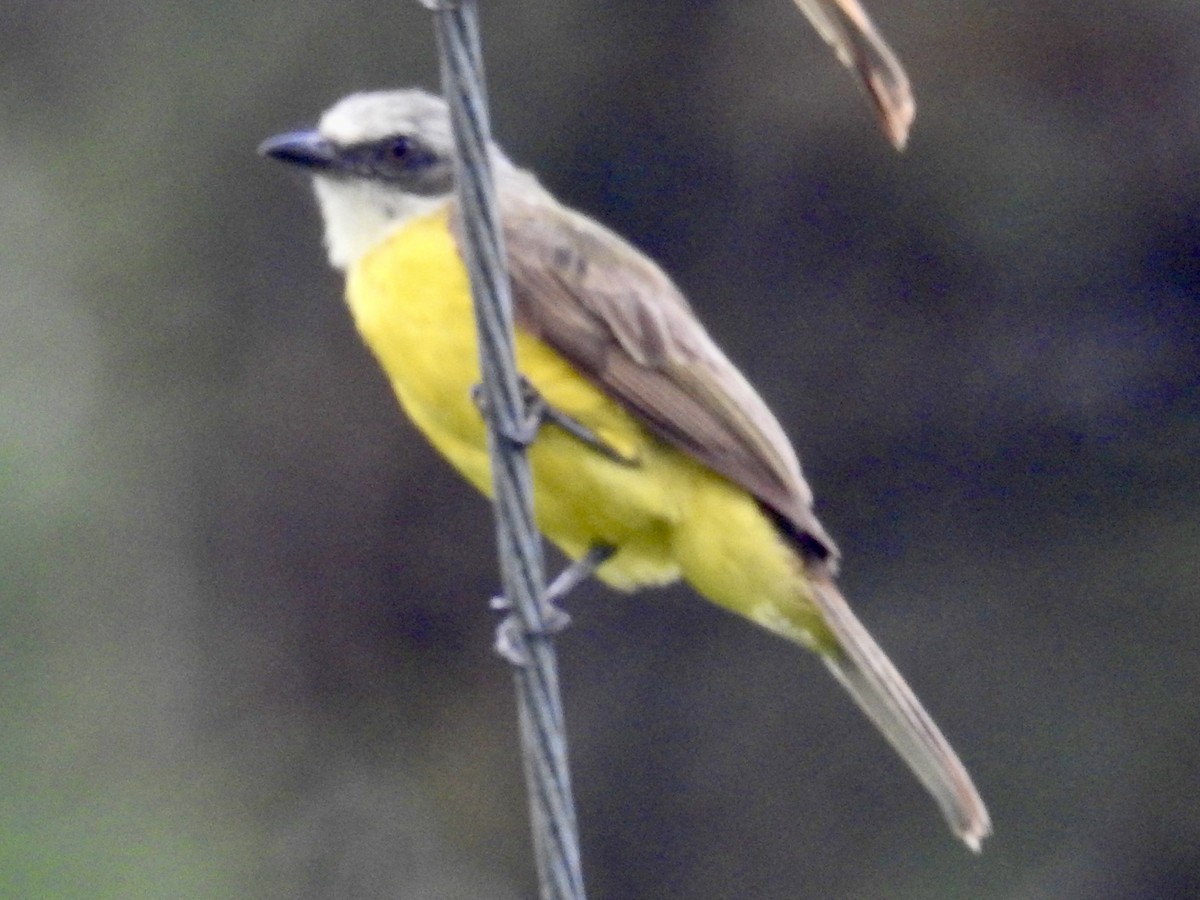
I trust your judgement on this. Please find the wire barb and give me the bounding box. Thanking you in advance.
[421,1,588,898]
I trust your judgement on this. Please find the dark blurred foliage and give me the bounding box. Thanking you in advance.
[2,1,1198,897]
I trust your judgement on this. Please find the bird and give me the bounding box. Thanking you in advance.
[259,88,990,850]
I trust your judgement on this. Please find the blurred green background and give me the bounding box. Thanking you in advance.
[3,1,1198,897]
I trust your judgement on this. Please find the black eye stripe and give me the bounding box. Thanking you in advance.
[344,135,437,177]
[379,136,414,162]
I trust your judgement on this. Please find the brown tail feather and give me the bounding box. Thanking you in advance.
[811,577,992,850]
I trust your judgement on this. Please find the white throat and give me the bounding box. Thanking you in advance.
[313,177,449,270]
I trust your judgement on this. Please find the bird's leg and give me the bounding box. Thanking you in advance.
[492,543,616,665]
[544,543,617,606]
[470,377,636,465]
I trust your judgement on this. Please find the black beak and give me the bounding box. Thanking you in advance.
[258,129,341,172]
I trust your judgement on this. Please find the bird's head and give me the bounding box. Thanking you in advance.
[260,89,504,269]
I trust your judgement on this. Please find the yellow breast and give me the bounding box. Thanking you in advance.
[343,206,829,646]
[345,207,684,589]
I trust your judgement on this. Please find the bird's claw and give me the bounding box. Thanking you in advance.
[470,378,636,465]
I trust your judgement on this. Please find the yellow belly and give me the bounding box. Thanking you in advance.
[345,208,832,648]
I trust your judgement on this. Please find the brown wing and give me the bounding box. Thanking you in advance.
[459,183,838,567]
[457,189,996,849]
[791,0,915,149]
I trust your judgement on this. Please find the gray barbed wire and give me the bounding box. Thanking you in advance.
[417,2,587,898]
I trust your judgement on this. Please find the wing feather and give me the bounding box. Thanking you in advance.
[469,185,838,566]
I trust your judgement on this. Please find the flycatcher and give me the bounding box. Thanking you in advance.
[260,89,990,850]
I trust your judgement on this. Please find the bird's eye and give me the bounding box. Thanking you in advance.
[367,135,434,174]
[346,134,439,183]
[382,136,412,161]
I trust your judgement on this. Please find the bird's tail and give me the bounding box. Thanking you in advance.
[810,577,992,851]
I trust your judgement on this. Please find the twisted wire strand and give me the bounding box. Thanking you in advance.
[420,2,587,897]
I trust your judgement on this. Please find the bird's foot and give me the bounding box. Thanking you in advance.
[470,378,636,465]
[490,544,615,665]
